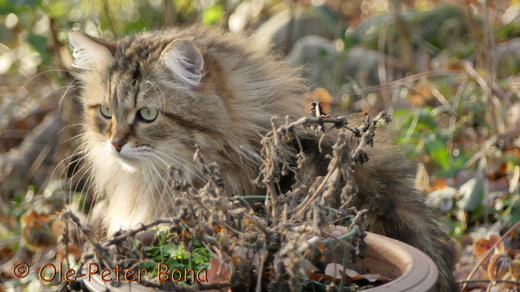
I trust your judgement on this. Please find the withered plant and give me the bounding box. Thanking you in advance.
[61,104,391,292]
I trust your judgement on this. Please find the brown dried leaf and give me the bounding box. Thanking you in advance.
[207,257,232,286]
[430,178,447,191]
[305,88,334,114]
[56,243,83,262]
[473,233,505,263]
[487,253,511,282]
[408,79,434,106]
[487,162,509,181]
[415,163,430,192]
[309,272,336,282]
[21,211,63,251]
[0,246,13,261]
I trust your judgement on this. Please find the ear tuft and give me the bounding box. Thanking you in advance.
[163,40,205,87]
[68,32,114,70]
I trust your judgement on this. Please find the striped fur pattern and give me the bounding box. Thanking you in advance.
[69,26,454,291]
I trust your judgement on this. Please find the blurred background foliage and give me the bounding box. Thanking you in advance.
[1,0,520,291]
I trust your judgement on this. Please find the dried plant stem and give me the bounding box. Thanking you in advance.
[294,169,335,218]
[351,111,389,163]
[61,211,115,269]
[282,117,360,137]
[457,279,520,286]
[105,218,176,246]
[462,221,520,290]
[241,212,270,235]
[389,0,413,71]
[255,249,267,292]
[337,69,463,97]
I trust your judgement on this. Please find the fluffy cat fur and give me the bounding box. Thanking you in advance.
[69,26,455,291]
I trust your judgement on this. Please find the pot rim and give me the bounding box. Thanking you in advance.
[358,232,438,291]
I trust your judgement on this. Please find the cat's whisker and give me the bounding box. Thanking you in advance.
[68,163,94,206]
[139,160,155,201]
[146,153,199,190]
[58,81,81,108]
[147,162,178,213]
[57,122,84,136]
[151,149,207,184]
[59,157,86,195]
[66,157,93,196]
[73,158,93,198]
[64,160,94,247]
[148,161,174,216]
[55,154,89,203]
[73,170,96,248]
[142,80,167,111]
[20,69,71,90]
[141,158,174,215]
[56,148,89,177]
[74,167,94,230]
[152,148,204,174]
[143,85,165,112]
[60,132,89,145]
[79,171,96,222]
[47,147,86,187]
[35,83,78,105]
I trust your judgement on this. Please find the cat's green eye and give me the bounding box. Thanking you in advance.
[99,105,112,119]
[137,107,158,122]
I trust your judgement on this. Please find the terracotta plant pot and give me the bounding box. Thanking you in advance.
[82,230,438,291]
[322,230,439,292]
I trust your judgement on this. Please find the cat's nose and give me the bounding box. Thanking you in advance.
[111,141,124,152]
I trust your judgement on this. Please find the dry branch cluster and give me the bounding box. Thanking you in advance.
[61,107,390,291]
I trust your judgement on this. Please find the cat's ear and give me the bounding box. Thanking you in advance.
[68,32,115,70]
[162,40,205,87]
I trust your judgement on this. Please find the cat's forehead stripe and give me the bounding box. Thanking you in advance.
[110,36,170,74]
[105,38,171,106]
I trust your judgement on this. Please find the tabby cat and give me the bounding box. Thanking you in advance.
[69,26,456,291]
